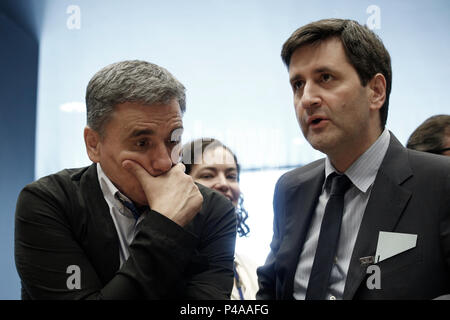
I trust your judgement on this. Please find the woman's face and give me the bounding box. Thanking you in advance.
[189,147,241,207]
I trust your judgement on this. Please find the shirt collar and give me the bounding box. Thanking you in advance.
[325,128,390,193]
[97,163,136,219]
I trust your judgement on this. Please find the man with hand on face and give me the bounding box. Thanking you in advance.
[15,60,236,299]
[257,19,450,300]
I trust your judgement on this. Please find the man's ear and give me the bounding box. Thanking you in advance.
[84,126,101,163]
[368,73,386,111]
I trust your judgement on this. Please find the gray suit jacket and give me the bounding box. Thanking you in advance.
[257,133,450,299]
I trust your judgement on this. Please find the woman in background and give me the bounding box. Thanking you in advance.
[181,138,259,300]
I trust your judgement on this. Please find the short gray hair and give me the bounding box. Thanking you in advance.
[85,60,186,135]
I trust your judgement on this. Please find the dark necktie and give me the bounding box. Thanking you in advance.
[116,195,148,222]
[305,173,352,300]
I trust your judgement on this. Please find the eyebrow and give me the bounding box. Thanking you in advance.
[289,66,336,84]
[199,166,237,172]
[314,67,335,74]
[129,129,155,138]
[289,74,302,85]
[128,126,184,139]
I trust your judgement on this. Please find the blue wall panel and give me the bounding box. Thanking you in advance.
[0,12,38,299]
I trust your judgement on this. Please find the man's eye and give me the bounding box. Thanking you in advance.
[321,73,333,82]
[200,174,213,179]
[136,140,148,147]
[293,80,304,91]
[169,139,180,146]
[227,175,237,181]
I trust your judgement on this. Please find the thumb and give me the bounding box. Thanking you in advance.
[122,160,156,187]
[173,162,186,173]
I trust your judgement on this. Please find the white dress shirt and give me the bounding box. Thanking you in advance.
[293,129,390,300]
[231,252,259,300]
[97,164,147,267]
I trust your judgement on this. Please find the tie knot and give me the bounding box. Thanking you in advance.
[329,173,352,196]
[115,194,148,221]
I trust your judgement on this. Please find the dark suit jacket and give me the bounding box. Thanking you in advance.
[15,163,236,299]
[257,133,450,299]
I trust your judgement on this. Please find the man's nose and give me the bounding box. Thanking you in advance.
[300,81,321,109]
[148,144,173,176]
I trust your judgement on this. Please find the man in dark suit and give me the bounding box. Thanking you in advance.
[15,60,236,299]
[257,19,450,300]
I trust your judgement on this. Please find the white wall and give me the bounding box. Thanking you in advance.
[35,0,450,179]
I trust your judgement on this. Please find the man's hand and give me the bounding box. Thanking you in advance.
[122,161,203,227]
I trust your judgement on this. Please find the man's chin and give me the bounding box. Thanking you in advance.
[303,130,326,150]
[308,138,332,154]
[133,195,148,206]
[307,136,325,150]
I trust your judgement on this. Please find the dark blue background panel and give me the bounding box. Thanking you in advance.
[0,12,38,299]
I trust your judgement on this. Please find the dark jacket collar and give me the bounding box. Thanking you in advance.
[73,163,120,284]
[343,132,413,299]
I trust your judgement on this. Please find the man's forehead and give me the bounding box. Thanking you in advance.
[113,101,182,122]
[125,122,183,137]
[288,39,351,78]
[289,38,345,66]
[108,103,183,137]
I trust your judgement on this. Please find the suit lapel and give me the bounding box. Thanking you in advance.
[278,161,325,299]
[78,163,120,285]
[343,133,413,299]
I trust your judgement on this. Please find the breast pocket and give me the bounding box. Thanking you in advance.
[376,245,423,278]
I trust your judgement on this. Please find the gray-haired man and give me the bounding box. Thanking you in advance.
[15,60,236,299]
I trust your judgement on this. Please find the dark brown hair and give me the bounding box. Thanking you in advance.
[406,115,450,154]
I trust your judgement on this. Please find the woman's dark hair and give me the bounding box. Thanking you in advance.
[406,114,450,154]
[181,138,250,237]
